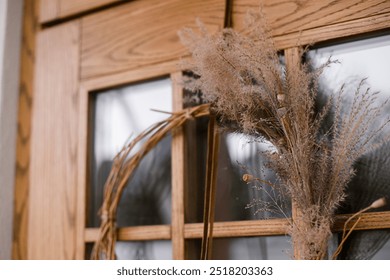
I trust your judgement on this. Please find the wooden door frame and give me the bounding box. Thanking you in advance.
[14,0,390,259]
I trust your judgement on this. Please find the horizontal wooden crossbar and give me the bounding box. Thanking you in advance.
[84,211,390,242]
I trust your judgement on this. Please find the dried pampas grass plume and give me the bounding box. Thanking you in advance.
[179,12,390,259]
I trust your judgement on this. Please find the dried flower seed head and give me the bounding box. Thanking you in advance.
[180,11,390,260]
[277,94,286,104]
[370,197,386,209]
[243,173,254,183]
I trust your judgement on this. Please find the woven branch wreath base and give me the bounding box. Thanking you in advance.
[91,104,210,260]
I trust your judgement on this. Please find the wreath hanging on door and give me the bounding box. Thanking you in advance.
[92,11,388,260]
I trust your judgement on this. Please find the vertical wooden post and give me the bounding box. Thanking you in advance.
[171,72,186,259]
[13,0,38,260]
[284,47,303,260]
[27,20,81,259]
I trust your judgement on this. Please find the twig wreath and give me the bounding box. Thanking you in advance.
[92,12,388,260]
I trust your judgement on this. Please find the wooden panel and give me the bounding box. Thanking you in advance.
[233,0,390,48]
[82,60,180,92]
[13,0,38,260]
[39,0,59,23]
[81,0,226,80]
[274,13,390,49]
[59,0,121,19]
[171,72,186,259]
[39,0,123,24]
[28,21,80,259]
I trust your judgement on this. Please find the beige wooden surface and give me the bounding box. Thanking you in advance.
[274,13,390,49]
[13,0,38,260]
[39,0,122,24]
[60,0,121,19]
[27,21,80,259]
[233,0,390,34]
[39,0,59,23]
[80,0,225,80]
[233,0,390,48]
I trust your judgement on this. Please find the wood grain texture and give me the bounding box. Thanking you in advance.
[81,60,180,92]
[13,0,38,260]
[274,12,390,49]
[84,212,390,242]
[39,0,59,23]
[184,219,290,239]
[284,47,303,259]
[39,0,123,24]
[85,225,171,242]
[27,21,80,259]
[81,0,225,80]
[233,0,390,48]
[84,211,390,242]
[171,72,186,259]
[75,87,89,259]
[59,0,121,19]
[333,211,390,232]
[84,219,289,242]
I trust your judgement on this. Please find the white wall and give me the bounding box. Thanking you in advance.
[0,0,23,260]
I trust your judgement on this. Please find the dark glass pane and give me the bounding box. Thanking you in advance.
[308,34,390,260]
[186,236,291,260]
[185,120,291,223]
[372,234,390,260]
[184,55,291,224]
[89,78,172,227]
[308,34,390,214]
[329,230,390,260]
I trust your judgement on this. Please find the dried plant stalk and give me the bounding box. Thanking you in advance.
[179,12,389,259]
[91,104,210,260]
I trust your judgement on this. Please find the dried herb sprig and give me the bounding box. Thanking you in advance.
[179,12,389,259]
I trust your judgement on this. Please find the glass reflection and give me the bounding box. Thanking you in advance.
[308,34,390,259]
[212,236,291,260]
[185,236,291,260]
[373,236,390,260]
[89,78,172,228]
[116,241,172,260]
[184,118,291,223]
[184,56,291,224]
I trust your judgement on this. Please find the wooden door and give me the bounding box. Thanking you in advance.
[14,0,390,260]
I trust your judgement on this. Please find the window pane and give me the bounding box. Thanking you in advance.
[308,35,390,260]
[184,56,291,223]
[116,241,172,260]
[185,125,291,223]
[185,236,291,260]
[329,230,390,260]
[89,78,172,227]
[307,34,390,215]
[372,234,390,260]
